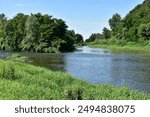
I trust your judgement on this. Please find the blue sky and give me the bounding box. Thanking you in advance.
[0,0,144,39]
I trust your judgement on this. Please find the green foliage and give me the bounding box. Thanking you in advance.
[0,13,83,53]
[75,34,84,45]
[86,33,102,42]
[6,54,21,59]
[0,59,150,100]
[138,23,150,41]
[66,30,84,46]
[86,0,150,46]
[88,42,150,53]
[4,13,27,51]
[6,54,28,62]
[102,27,111,39]
[109,13,122,30]
[116,0,150,42]
[0,14,8,50]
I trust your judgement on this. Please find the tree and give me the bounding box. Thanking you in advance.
[102,27,110,39]
[53,19,68,38]
[0,14,8,50]
[4,20,17,51]
[0,13,78,52]
[138,23,150,41]
[75,34,84,44]
[86,0,150,44]
[86,33,100,42]
[0,14,6,34]
[21,15,40,51]
[109,13,121,30]
[12,13,27,50]
[36,14,55,52]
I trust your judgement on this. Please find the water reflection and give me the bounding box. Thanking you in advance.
[22,53,66,71]
[76,46,111,54]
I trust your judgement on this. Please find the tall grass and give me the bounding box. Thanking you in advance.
[0,59,150,100]
[88,39,150,53]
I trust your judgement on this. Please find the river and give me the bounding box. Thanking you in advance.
[1,46,150,94]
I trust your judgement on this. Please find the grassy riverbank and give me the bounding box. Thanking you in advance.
[0,56,150,100]
[88,42,150,53]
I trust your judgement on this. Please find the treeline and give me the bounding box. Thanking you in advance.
[0,13,84,53]
[86,0,150,46]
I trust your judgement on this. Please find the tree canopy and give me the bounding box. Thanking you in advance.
[108,13,121,31]
[0,13,84,53]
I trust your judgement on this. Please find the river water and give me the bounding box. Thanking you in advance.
[1,46,150,94]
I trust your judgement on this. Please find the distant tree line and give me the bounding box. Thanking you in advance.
[86,0,150,45]
[0,13,84,53]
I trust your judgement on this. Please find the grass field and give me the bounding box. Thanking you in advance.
[88,43,150,53]
[0,55,150,100]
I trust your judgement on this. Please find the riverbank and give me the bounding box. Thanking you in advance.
[0,56,150,100]
[88,43,150,53]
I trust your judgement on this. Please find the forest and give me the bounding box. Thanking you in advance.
[0,13,84,53]
[86,0,150,47]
